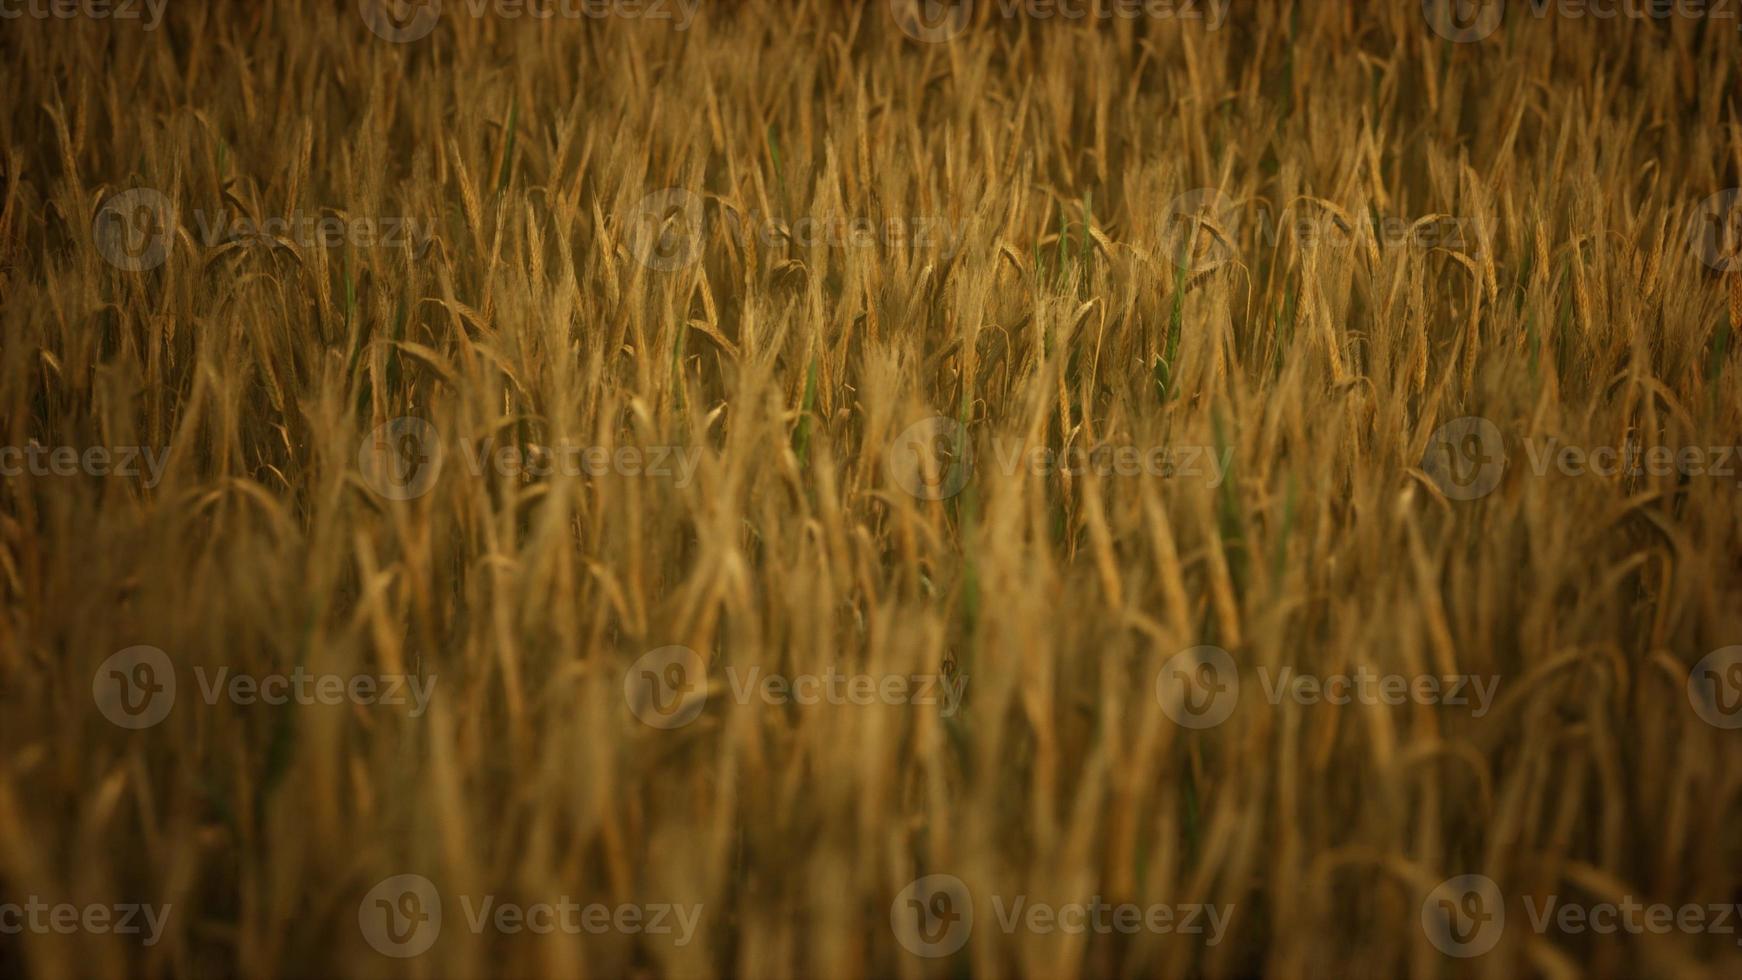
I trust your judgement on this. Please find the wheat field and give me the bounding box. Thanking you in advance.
[1,0,1741,977]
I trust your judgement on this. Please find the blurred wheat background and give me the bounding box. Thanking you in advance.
[1,0,1741,977]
